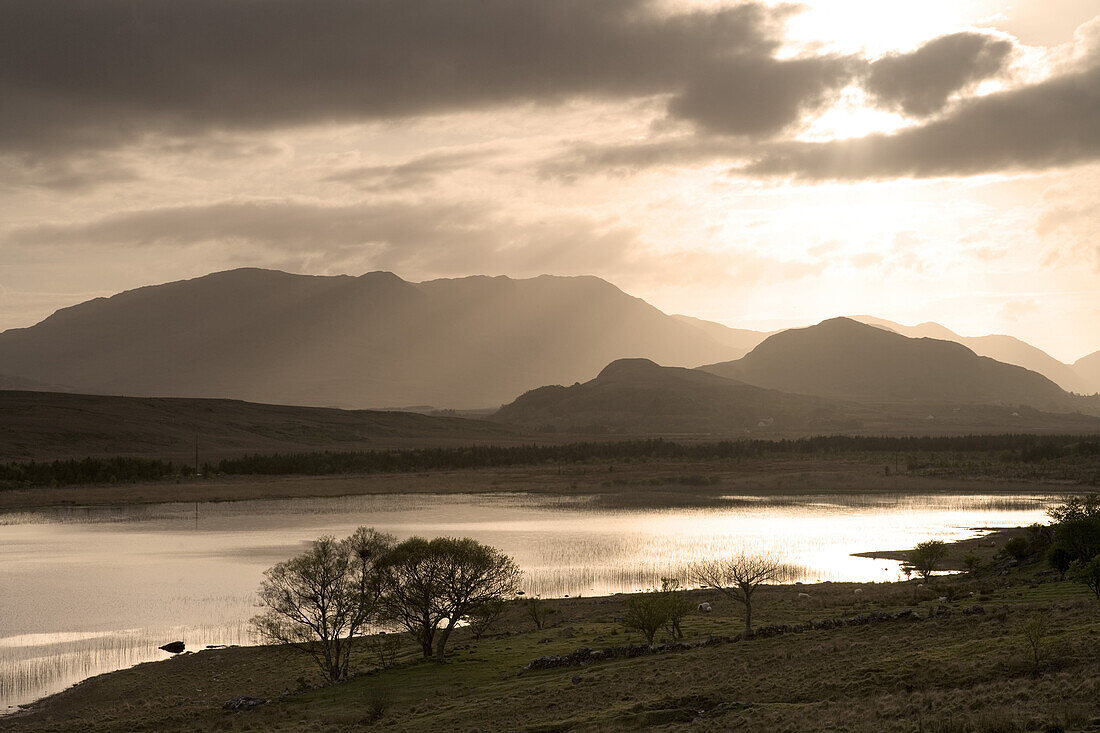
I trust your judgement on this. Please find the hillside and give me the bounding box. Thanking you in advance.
[493,358,851,434]
[0,390,514,463]
[700,318,1100,415]
[1076,350,1100,395]
[669,315,771,359]
[492,357,1100,435]
[0,269,743,409]
[850,316,1093,394]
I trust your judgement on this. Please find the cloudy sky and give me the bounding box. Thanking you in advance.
[3,0,1099,362]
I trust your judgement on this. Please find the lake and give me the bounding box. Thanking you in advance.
[0,490,1054,711]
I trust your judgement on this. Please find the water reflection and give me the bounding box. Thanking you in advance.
[0,491,1052,711]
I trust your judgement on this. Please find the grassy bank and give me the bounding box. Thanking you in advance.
[5,557,1098,732]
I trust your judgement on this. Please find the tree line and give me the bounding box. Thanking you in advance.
[4,434,1096,488]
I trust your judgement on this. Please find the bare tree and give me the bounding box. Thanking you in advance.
[252,527,393,683]
[523,595,556,630]
[689,553,783,633]
[378,536,521,660]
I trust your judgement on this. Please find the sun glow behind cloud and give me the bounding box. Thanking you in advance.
[1,0,1098,364]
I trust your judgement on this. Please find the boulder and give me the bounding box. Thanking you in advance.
[159,641,185,654]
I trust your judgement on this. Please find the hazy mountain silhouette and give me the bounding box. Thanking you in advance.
[494,355,1100,435]
[1076,350,1100,395]
[493,358,849,434]
[700,317,1099,414]
[850,316,1092,394]
[0,269,743,409]
[669,315,772,359]
[0,390,513,463]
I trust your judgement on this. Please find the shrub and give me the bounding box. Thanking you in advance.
[1047,546,1074,579]
[1021,615,1046,675]
[908,540,948,582]
[622,590,670,645]
[1068,554,1100,599]
[524,596,557,630]
[1004,537,1030,564]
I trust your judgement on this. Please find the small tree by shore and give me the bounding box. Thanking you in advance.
[252,527,393,683]
[378,536,520,661]
[689,553,784,632]
[622,590,669,645]
[907,540,948,582]
[660,578,694,639]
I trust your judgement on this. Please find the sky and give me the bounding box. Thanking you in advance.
[2,0,1099,363]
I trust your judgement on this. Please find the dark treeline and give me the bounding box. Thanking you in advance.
[0,456,179,487]
[2,434,1097,488]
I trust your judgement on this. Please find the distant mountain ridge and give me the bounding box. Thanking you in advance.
[2,269,1096,411]
[494,354,1100,435]
[0,269,745,409]
[700,317,1099,415]
[849,315,1096,394]
[493,357,851,434]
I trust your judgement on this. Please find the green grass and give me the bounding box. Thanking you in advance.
[6,565,1099,732]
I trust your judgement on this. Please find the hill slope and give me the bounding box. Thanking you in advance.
[0,391,514,463]
[494,356,1100,435]
[850,316,1092,394]
[700,318,1098,415]
[1075,350,1100,395]
[493,358,848,434]
[0,269,743,409]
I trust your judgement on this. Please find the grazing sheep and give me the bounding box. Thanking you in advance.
[797,592,810,599]
[697,602,712,613]
[853,588,863,595]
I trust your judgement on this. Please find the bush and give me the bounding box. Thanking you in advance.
[1068,555,1100,599]
[908,540,948,582]
[622,590,670,645]
[1004,537,1030,564]
[523,596,557,630]
[1047,547,1074,579]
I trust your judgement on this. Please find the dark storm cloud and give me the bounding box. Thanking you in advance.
[1,0,852,153]
[669,54,857,135]
[865,32,1014,116]
[744,63,1100,179]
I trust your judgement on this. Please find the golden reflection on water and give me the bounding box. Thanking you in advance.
[0,491,1052,711]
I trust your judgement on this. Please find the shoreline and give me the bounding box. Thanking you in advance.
[3,522,1035,719]
[0,457,1079,513]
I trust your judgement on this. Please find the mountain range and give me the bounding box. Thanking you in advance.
[0,269,744,409]
[699,317,1093,414]
[0,268,1097,413]
[497,319,1100,435]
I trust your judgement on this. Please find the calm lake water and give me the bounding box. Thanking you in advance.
[0,490,1053,711]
